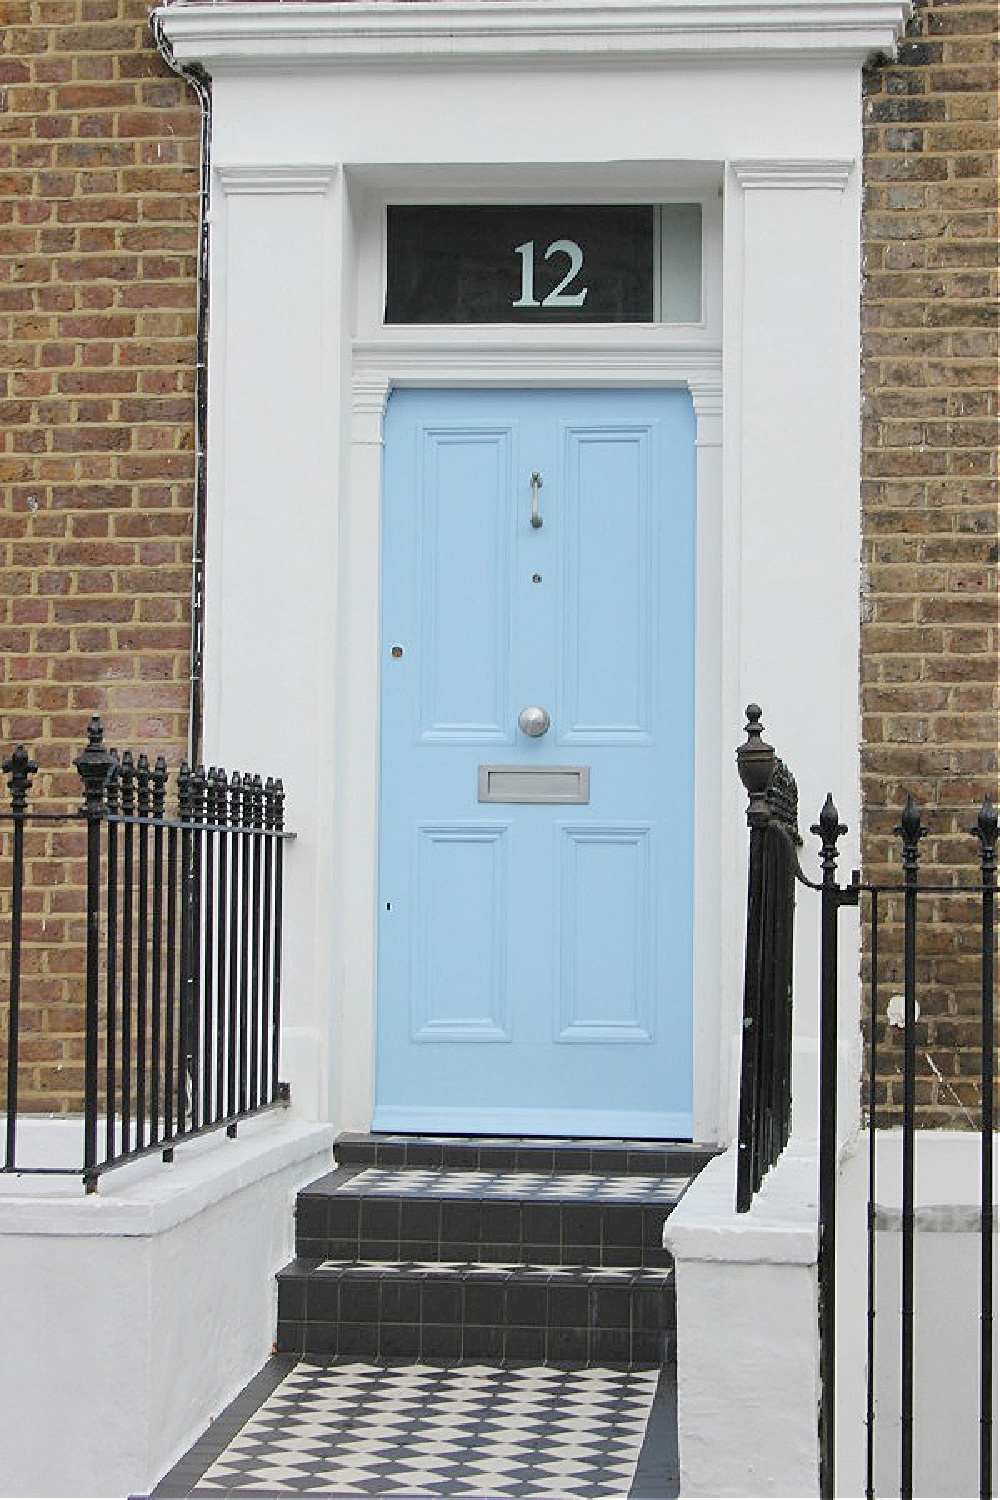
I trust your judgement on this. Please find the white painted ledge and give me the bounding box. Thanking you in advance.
[0,1112,336,1235]
[663,1140,818,1263]
[158,0,913,66]
[664,1145,822,1497]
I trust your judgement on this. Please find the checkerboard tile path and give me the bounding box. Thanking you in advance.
[159,1360,668,1498]
[337,1169,689,1203]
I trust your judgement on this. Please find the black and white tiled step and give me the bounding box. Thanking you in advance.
[276,1135,713,1369]
[277,1259,674,1366]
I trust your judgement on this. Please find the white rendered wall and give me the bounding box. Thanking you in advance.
[663,1145,822,1496]
[160,0,909,1146]
[837,1131,1000,1499]
[0,1118,335,1498]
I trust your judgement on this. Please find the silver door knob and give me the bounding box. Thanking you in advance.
[518,706,550,738]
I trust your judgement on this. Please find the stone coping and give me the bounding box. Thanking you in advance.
[0,1114,336,1237]
[662,1143,818,1266]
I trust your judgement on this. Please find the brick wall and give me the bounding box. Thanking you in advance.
[861,0,999,1122]
[0,0,199,1109]
[0,0,996,1118]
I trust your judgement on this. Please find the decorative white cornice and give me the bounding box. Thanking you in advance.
[351,339,723,441]
[731,159,854,190]
[215,164,339,196]
[158,0,913,70]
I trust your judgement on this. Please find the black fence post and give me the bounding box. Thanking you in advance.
[813,793,853,1500]
[76,717,112,1193]
[2,744,38,1173]
[736,705,777,1212]
[972,797,996,1500]
[895,794,924,1500]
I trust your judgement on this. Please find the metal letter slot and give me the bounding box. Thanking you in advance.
[478,765,590,805]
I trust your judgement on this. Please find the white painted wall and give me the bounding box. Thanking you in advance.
[0,1117,335,1498]
[837,1130,1000,1499]
[159,0,909,1147]
[664,1145,822,1497]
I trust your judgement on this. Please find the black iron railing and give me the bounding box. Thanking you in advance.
[2,717,292,1191]
[735,704,803,1212]
[737,705,996,1500]
[859,798,996,1500]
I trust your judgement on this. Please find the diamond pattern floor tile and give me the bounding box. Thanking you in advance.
[155,1359,669,1498]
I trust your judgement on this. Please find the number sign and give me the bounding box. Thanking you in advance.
[386,206,656,324]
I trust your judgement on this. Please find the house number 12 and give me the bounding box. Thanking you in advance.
[512,239,588,309]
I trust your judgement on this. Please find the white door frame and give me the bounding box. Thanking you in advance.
[159,0,911,1147]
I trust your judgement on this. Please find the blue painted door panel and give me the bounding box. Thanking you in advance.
[375,389,696,1138]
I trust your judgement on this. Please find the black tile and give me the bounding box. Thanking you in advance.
[590,1326,631,1364]
[462,1324,504,1360]
[446,1145,481,1169]
[504,1281,547,1325]
[421,1280,461,1324]
[396,1237,438,1262]
[444,1240,478,1262]
[481,1201,520,1242]
[339,1278,380,1322]
[378,1323,420,1359]
[407,1142,443,1167]
[642,1206,668,1247]
[357,1240,399,1263]
[420,1323,462,1360]
[399,1199,441,1241]
[631,1331,665,1365]
[603,1205,643,1247]
[375,1142,408,1167]
[274,1320,304,1355]
[547,1283,589,1328]
[552,1147,591,1172]
[337,1321,379,1358]
[595,1148,630,1173]
[482,1241,520,1263]
[633,1283,673,1333]
[516,1146,554,1171]
[359,1197,400,1241]
[477,1146,517,1170]
[522,1203,561,1244]
[440,1200,481,1244]
[322,1236,361,1261]
[547,1325,589,1364]
[275,1277,306,1321]
[380,1278,420,1323]
[294,1197,329,1244]
[304,1275,341,1323]
[523,1242,562,1265]
[504,1325,546,1363]
[302,1321,341,1356]
[462,1278,505,1326]
[326,1199,361,1238]
[564,1244,602,1266]
[603,1244,640,1267]
[591,1282,632,1330]
[630,1149,668,1174]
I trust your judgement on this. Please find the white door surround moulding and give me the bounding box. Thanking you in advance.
[731,158,854,189]
[158,0,913,67]
[351,343,724,443]
[215,164,339,196]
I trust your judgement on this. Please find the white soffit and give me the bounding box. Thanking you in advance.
[157,0,913,68]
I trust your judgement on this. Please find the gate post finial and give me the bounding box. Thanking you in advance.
[75,715,112,812]
[737,704,775,829]
[3,745,38,816]
[895,794,925,874]
[813,794,848,885]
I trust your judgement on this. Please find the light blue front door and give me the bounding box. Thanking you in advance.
[375,388,696,1137]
